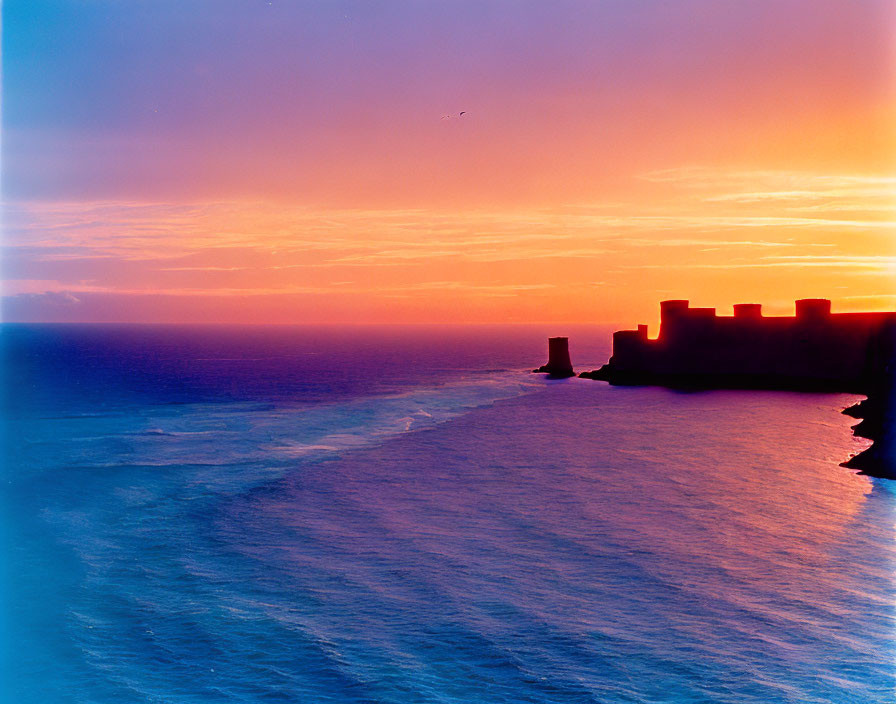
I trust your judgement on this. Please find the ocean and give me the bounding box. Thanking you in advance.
[1,324,894,703]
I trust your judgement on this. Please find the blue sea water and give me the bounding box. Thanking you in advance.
[1,324,894,703]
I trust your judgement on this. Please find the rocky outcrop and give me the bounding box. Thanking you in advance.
[578,366,611,382]
[841,321,896,479]
[841,393,895,479]
[533,337,575,378]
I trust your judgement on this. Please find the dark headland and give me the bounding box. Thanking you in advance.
[536,299,896,479]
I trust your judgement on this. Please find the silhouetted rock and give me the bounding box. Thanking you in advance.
[578,365,611,381]
[842,400,872,419]
[534,337,575,378]
[840,320,896,479]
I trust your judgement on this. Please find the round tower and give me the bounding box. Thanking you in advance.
[795,299,831,321]
[534,337,575,377]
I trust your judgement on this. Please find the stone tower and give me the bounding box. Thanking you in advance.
[534,337,575,378]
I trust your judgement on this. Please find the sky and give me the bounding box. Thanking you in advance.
[2,0,895,325]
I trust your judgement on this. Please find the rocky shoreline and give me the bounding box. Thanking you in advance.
[841,376,896,480]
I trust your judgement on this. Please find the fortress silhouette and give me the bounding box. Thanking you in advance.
[579,299,895,393]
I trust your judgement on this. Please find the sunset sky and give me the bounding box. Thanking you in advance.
[3,0,895,325]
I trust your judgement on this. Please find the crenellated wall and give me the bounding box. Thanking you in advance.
[599,300,896,392]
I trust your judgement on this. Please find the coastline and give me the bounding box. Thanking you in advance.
[841,378,896,480]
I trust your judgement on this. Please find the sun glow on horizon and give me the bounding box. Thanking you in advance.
[2,1,894,324]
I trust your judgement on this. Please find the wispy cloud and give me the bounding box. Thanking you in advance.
[158,266,254,272]
[2,279,559,299]
[641,168,896,218]
[640,167,896,190]
[627,254,896,272]
[4,199,870,268]
[4,165,893,318]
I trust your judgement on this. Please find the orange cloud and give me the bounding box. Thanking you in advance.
[4,163,894,323]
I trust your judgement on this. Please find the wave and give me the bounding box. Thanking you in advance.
[251,371,541,465]
[16,371,540,488]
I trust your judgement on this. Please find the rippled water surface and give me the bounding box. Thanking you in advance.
[2,325,894,703]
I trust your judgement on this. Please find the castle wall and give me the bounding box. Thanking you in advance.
[607,300,896,391]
